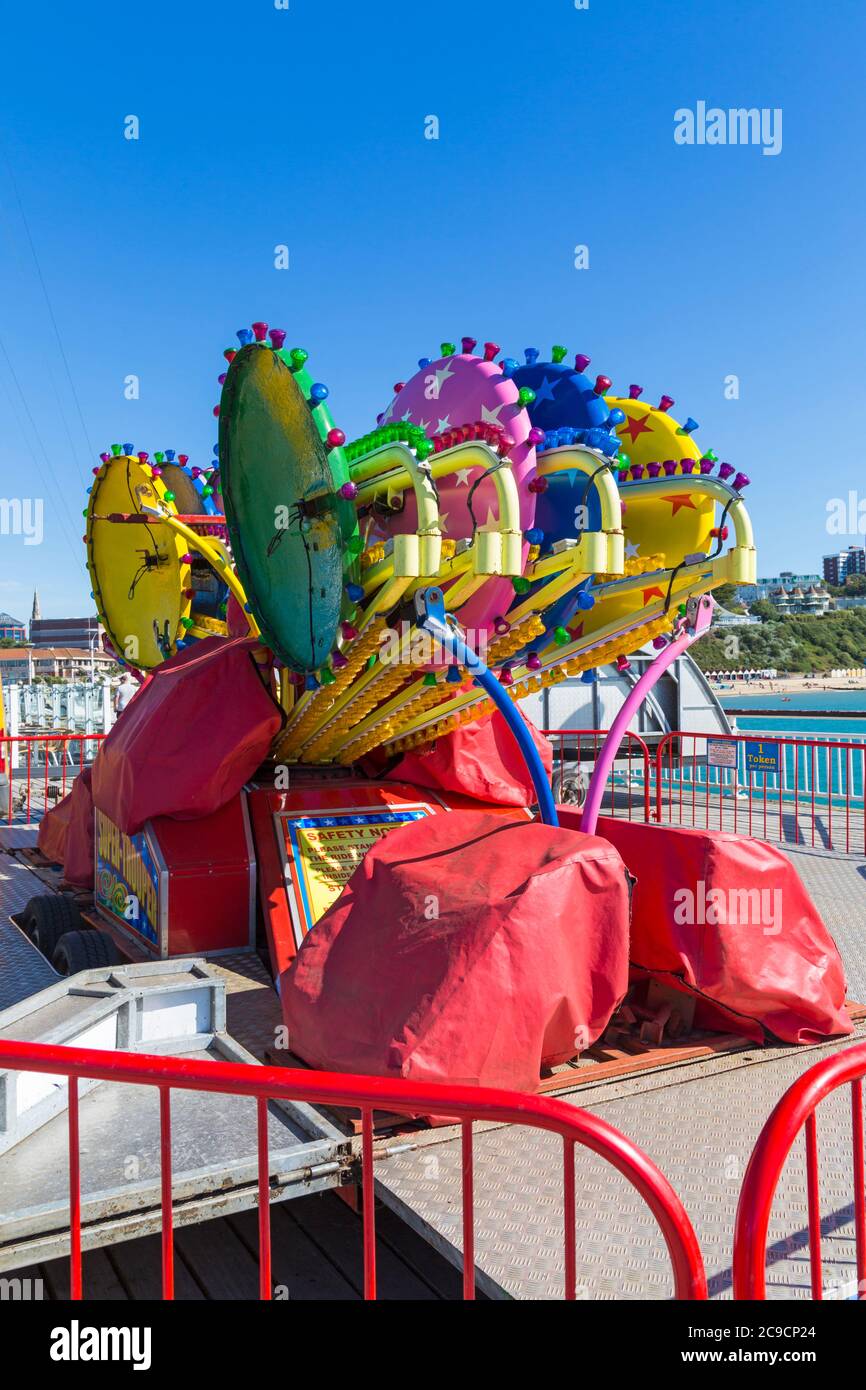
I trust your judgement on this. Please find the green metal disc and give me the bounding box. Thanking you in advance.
[219,344,351,672]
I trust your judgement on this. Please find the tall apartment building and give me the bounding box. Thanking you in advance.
[823,546,866,586]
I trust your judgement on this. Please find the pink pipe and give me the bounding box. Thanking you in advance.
[580,595,714,835]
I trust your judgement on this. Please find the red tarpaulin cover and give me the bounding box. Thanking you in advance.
[91,637,283,835]
[37,767,95,888]
[63,766,95,889]
[385,709,553,807]
[594,816,852,1044]
[37,783,75,867]
[282,810,631,1091]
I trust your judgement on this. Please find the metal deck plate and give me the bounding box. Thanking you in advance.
[0,1041,350,1268]
[0,859,59,1010]
[374,846,866,1300]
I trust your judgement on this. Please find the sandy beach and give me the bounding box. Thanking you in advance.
[709,674,866,697]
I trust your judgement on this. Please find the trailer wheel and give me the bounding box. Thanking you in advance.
[52,929,120,976]
[21,894,82,958]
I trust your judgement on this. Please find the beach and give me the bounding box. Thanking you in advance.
[710,674,866,697]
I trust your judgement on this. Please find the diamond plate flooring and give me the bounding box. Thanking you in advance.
[0,850,59,1009]
[375,845,866,1300]
[3,817,864,1300]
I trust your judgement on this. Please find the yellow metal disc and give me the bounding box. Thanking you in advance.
[86,454,191,669]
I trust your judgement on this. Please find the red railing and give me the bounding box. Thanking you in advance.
[0,1038,707,1301]
[9,728,864,856]
[733,1041,866,1300]
[653,731,866,854]
[542,729,651,821]
[0,733,104,825]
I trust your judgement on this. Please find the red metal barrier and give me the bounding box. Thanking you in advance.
[654,731,866,854]
[0,734,104,825]
[733,1041,866,1300]
[541,729,651,821]
[0,1038,707,1301]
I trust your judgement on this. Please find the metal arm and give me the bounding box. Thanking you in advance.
[580,593,715,835]
[418,587,559,826]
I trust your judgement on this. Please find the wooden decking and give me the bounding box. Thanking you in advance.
[16,1191,473,1300]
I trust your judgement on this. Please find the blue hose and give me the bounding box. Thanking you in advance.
[419,588,558,827]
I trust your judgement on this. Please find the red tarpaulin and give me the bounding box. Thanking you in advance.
[63,766,95,889]
[594,816,852,1044]
[91,636,283,835]
[282,810,631,1091]
[37,767,95,888]
[37,783,74,867]
[385,708,553,807]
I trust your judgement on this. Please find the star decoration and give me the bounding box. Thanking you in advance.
[567,620,584,641]
[433,364,455,392]
[481,403,505,425]
[454,468,476,486]
[436,416,451,432]
[642,586,665,605]
[620,412,654,444]
[661,494,698,516]
[532,375,558,405]
[624,540,641,559]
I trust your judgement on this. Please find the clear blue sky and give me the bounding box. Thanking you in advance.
[0,0,863,618]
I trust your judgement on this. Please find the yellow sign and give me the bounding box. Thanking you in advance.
[281,805,432,944]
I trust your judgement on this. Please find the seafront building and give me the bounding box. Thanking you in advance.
[735,572,832,614]
[823,546,866,586]
[0,611,27,642]
[28,590,101,650]
[0,646,117,684]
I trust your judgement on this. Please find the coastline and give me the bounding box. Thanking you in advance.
[709,675,866,698]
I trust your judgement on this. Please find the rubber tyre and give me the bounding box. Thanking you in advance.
[22,894,82,958]
[52,929,121,976]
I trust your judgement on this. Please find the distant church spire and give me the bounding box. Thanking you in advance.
[31,588,41,623]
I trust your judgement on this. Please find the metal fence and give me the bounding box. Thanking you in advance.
[0,734,104,825]
[733,1040,866,1300]
[541,729,866,854]
[0,1038,708,1301]
[542,729,651,821]
[653,731,866,855]
[3,682,113,737]
[5,726,864,855]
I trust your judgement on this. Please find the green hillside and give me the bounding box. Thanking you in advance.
[693,604,866,674]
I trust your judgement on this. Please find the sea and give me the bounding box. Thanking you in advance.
[696,691,866,804]
[718,690,866,739]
